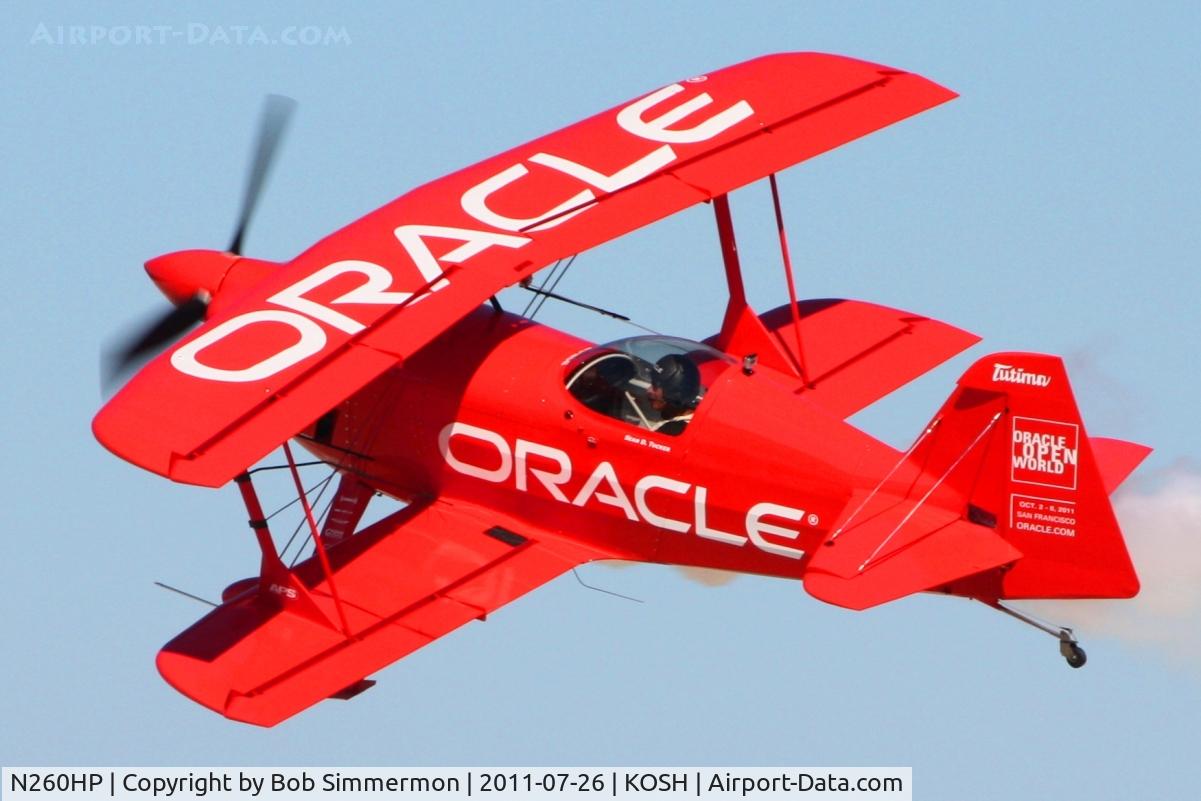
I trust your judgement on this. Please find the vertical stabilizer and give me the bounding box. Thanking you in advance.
[933,353,1143,600]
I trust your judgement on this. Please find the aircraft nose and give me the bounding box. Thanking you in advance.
[144,249,239,304]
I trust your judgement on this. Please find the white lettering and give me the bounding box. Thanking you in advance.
[440,422,824,561]
[634,475,692,533]
[438,422,512,483]
[30,23,55,45]
[572,461,638,521]
[694,486,747,546]
[172,81,756,385]
[992,362,1052,387]
[616,83,754,144]
[746,502,806,559]
[460,164,592,232]
[1011,430,1078,472]
[170,310,325,382]
[515,439,572,501]
[393,224,530,291]
[529,145,676,193]
[269,259,413,334]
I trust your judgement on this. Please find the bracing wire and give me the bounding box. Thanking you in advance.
[278,472,336,563]
[520,257,562,317]
[287,491,339,568]
[153,581,218,607]
[265,472,337,523]
[528,254,577,320]
[572,567,643,604]
[520,256,569,318]
[269,365,401,564]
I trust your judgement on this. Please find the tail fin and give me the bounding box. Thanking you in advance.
[917,352,1145,600]
[805,352,1147,609]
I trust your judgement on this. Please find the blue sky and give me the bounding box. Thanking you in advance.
[3,2,1200,799]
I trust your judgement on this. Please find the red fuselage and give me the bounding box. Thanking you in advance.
[302,306,900,580]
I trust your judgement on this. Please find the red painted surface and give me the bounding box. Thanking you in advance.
[93,51,957,488]
[93,52,1148,726]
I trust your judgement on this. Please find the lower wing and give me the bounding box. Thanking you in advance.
[157,497,607,726]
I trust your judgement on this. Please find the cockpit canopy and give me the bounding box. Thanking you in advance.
[565,336,733,435]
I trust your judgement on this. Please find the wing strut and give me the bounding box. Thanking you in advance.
[232,468,343,631]
[711,194,800,376]
[768,174,812,386]
[282,441,353,636]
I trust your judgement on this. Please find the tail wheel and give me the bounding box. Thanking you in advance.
[1062,641,1087,669]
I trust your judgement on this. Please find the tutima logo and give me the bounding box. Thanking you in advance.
[992,363,1051,387]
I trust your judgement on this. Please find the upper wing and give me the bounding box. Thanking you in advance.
[157,497,609,726]
[95,52,956,487]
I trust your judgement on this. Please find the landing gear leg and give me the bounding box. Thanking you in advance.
[987,601,1087,669]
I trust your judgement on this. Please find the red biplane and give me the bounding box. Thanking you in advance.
[94,53,1149,726]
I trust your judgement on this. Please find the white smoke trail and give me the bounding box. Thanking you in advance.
[1031,464,1201,667]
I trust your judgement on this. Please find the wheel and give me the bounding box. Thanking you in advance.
[1064,643,1087,669]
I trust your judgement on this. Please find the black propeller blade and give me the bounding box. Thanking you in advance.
[102,94,296,394]
[229,93,296,255]
[103,293,210,391]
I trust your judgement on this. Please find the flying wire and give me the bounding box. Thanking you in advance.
[520,256,569,318]
[268,359,403,564]
[528,254,577,320]
[286,489,339,567]
[616,317,663,336]
[519,259,558,317]
[247,459,332,476]
[153,581,218,608]
[278,471,337,563]
[571,567,643,604]
[265,471,336,523]
[282,370,405,564]
[518,252,663,335]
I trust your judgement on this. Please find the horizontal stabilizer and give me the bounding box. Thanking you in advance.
[1090,436,1152,495]
[804,496,1020,610]
[758,299,980,418]
[157,498,606,726]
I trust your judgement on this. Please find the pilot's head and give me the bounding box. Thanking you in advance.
[649,354,701,412]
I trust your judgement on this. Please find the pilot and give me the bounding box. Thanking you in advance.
[647,354,701,435]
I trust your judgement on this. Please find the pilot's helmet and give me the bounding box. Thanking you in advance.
[651,354,701,408]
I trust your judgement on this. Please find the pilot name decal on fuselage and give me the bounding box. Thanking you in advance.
[171,84,755,383]
[992,363,1051,387]
[440,422,816,560]
[623,433,671,453]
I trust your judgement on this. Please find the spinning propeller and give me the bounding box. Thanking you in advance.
[103,94,296,390]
